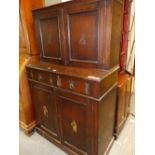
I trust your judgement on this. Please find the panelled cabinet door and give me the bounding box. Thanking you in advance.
[57,92,94,155]
[34,9,65,64]
[64,2,103,67]
[30,83,60,140]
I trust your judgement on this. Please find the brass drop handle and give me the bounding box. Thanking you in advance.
[69,79,76,90]
[71,120,77,133]
[57,75,62,87]
[43,105,48,118]
[38,73,42,81]
[85,83,90,95]
[30,71,33,79]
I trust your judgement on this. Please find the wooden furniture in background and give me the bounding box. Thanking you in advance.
[26,0,125,154]
[19,0,44,133]
[114,72,132,138]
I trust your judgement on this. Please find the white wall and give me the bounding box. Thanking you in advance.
[44,0,71,6]
[44,0,61,6]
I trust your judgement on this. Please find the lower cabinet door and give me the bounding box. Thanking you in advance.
[30,83,60,140]
[57,92,94,155]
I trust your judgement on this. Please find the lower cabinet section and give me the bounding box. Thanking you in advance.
[29,81,117,155]
[27,62,119,155]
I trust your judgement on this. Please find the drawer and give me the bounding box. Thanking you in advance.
[27,69,54,85]
[54,74,92,96]
[27,68,102,98]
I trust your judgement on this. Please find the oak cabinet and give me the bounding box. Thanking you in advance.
[26,0,126,154]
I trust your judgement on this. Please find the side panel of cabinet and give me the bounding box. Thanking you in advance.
[57,91,94,155]
[116,85,126,130]
[33,9,65,64]
[64,1,105,68]
[30,82,60,140]
[115,75,132,137]
[98,87,116,155]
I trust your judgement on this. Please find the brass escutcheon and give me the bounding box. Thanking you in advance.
[43,105,48,118]
[71,120,77,133]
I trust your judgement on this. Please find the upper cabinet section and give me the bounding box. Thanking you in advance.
[33,0,124,69]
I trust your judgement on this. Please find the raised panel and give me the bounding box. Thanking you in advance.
[34,9,64,63]
[58,93,92,155]
[64,4,100,65]
[31,83,60,139]
[39,17,61,58]
[68,11,98,62]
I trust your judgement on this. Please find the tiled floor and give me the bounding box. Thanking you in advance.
[19,115,135,155]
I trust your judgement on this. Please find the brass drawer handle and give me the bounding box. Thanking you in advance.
[71,120,77,133]
[85,83,90,95]
[57,75,61,87]
[49,75,53,84]
[30,71,33,79]
[43,105,48,118]
[69,79,76,90]
[38,73,42,81]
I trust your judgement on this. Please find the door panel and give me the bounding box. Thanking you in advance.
[31,83,60,139]
[64,2,101,66]
[34,9,64,63]
[57,92,93,155]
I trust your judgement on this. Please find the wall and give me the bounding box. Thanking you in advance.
[44,0,61,6]
[44,0,70,6]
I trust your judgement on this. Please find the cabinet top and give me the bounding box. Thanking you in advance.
[32,0,102,13]
[26,61,119,82]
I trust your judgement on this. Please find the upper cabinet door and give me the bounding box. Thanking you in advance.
[64,2,103,67]
[34,9,65,64]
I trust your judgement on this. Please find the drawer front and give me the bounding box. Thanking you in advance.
[54,74,92,96]
[57,92,94,155]
[27,69,54,85]
[27,68,101,98]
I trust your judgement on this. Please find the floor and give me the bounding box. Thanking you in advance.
[19,115,135,155]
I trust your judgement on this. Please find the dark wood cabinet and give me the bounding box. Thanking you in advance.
[33,0,124,69]
[114,72,132,138]
[25,0,126,154]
